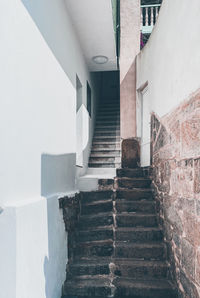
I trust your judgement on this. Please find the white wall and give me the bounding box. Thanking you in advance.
[137,0,200,118]
[0,1,100,297]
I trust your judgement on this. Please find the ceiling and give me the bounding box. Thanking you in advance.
[65,0,118,72]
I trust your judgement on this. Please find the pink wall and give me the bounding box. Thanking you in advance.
[120,0,140,139]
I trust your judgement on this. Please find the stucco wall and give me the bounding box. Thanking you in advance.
[137,0,200,117]
[0,1,100,297]
[120,0,140,139]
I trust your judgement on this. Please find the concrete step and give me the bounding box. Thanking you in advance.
[115,242,167,260]
[115,227,163,242]
[115,200,155,213]
[93,136,120,142]
[116,189,153,201]
[95,125,120,130]
[89,157,121,164]
[117,177,152,189]
[63,276,112,298]
[79,212,114,229]
[90,150,121,157]
[81,199,113,215]
[78,226,113,242]
[96,121,120,126]
[117,168,150,178]
[89,162,121,168]
[94,131,120,136]
[114,259,169,279]
[92,143,120,150]
[114,278,178,298]
[81,190,113,204]
[75,240,114,258]
[98,109,120,114]
[116,213,157,227]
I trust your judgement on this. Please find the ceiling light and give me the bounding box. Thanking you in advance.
[92,55,108,64]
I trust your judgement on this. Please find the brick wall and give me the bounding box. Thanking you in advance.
[151,90,200,297]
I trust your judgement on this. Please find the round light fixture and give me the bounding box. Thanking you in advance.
[92,55,108,64]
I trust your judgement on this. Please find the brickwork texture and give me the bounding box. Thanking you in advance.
[151,89,200,298]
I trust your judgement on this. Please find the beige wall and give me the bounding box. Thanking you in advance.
[120,0,140,139]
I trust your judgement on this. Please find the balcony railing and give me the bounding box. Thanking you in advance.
[141,4,161,34]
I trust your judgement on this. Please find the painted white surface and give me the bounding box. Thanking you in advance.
[137,0,200,118]
[140,88,151,167]
[78,168,117,191]
[65,0,117,72]
[16,195,68,298]
[0,1,101,298]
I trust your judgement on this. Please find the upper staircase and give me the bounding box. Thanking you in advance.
[89,98,121,168]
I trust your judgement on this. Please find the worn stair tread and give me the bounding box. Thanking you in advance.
[116,212,156,216]
[117,177,151,181]
[93,141,120,145]
[83,199,113,207]
[116,227,162,232]
[90,154,120,158]
[76,239,114,246]
[114,277,176,290]
[89,159,119,164]
[63,276,112,296]
[80,211,113,220]
[115,241,165,247]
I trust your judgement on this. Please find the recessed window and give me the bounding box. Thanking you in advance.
[87,82,92,117]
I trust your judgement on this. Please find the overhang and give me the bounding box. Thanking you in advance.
[65,0,118,72]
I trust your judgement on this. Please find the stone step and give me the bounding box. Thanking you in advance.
[78,226,113,242]
[89,163,121,168]
[115,227,163,242]
[116,189,153,201]
[79,212,114,229]
[114,259,169,279]
[89,157,121,164]
[117,177,152,189]
[63,276,112,298]
[81,199,113,215]
[90,150,120,157]
[75,240,114,258]
[115,242,167,260]
[81,190,113,204]
[68,259,110,277]
[116,213,157,227]
[115,200,155,213]
[114,278,177,298]
[117,168,150,178]
[68,259,169,280]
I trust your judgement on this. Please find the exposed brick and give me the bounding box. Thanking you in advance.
[194,158,200,194]
[151,92,200,298]
[181,239,195,278]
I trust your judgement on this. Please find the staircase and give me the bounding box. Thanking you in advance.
[89,99,121,168]
[62,168,178,298]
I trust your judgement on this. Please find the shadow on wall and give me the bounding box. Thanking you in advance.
[41,153,76,197]
[41,153,76,298]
